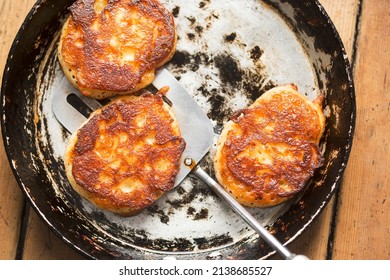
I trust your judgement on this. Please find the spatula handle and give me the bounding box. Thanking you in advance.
[192,165,309,260]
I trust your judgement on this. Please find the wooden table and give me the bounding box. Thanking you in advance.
[1,0,389,260]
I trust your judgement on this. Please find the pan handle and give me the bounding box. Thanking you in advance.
[192,165,309,260]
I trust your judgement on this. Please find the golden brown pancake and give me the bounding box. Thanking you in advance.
[64,90,186,215]
[214,84,325,207]
[58,0,177,99]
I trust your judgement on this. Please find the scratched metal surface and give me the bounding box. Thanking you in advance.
[1,0,355,259]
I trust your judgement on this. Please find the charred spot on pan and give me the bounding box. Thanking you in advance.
[176,185,186,195]
[194,234,233,250]
[186,16,196,26]
[147,204,171,224]
[166,186,198,208]
[250,45,263,61]
[224,32,237,43]
[170,50,211,72]
[130,228,149,240]
[187,33,196,40]
[157,238,194,252]
[243,78,276,102]
[213,53,243,87]
[187,207,209,220]
[204,12,220,29]
[171,6,180,18]
[207,93,233,126]
[199,154,217,178]
[196,84,234,126]
[197,83,210,97]
[131,233,195,252]
[165,238,195,252]
[194,208,209,220]
[170,50,191,68]
[187,206,196,216]
[214,48,274,102]
[195,25,204,36]
[208,12,219,20]
[199,0,210,9]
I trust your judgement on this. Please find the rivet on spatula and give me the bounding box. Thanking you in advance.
[184,157,194,166]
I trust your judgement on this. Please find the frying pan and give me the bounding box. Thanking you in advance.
[52,68,308,260]
[1,0,355,260]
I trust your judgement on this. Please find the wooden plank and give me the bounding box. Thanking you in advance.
[332,0,390,259]
[0,0,37,260]
[0,0,84,260]
[285,199,334,259]
[22,210,85,260]
[285,0,359,260]
[320,0,360,56]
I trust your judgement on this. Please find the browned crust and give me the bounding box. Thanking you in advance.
[214,85,325,207]
[65,92,185,215]
[59,0,176,97]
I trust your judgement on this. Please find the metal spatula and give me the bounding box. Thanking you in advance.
[52,68,308,260]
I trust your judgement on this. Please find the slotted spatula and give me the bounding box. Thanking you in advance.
[52,68,308,260]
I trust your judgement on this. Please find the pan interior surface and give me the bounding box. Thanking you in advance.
[1,0,354,260]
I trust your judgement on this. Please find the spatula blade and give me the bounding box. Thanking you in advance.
[51,68,214,187]
[153,68,214,185]
[52,78,87,134]
[52,78,102,134]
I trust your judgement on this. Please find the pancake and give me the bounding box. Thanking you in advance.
[64,90,186,215]
[58,0,177,99]
[214,84,325,207]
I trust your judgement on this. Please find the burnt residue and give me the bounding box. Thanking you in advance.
[170,50,191,68]
[215,51,276,103]
[147,204,171,224]
[167,188,198,208]
[151,238,195,252]
[214,51,271,99]
[195,25,204,35]
[187,25,204,40]
[206,12,219,21]
[185,16,197,26]
[171,6,180,18]
[214,54,243,87]
[170,48,274,110]
[205,92,233,126]
[194,234,233,250]
[187,207,209,220]
[175,185,186,195]
[172,49,274,126]
[199,0,211,9]
[243,75,276,102]
[224,32,237,43]
[170,50,211,72]
[187,33,196,40]
[194,208,209,220]
[126,228,196,252]
[250,45,264,61]
[187,206,196,216]
[166,176,214,209]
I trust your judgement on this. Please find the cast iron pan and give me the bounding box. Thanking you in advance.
[1,0,355,259]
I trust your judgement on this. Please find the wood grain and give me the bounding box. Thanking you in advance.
[320,0,360,55]
[0,0,84,260]
[332,0,390,259]
[0,0,37,260]
[23,210,85,260]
